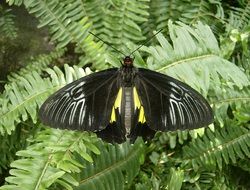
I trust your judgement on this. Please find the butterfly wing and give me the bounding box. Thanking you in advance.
[134,68,213,131]
[39,68,120,132]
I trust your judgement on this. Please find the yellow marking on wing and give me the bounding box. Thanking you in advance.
[133,87,146,123]
[110,88,122,122]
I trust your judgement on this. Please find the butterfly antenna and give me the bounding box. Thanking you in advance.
[129,29,163,57]
[89,31,127,57]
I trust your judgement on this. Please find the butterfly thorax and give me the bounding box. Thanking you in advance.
[120,56,137,87]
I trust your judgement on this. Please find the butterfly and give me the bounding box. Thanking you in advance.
[39,54,213,143]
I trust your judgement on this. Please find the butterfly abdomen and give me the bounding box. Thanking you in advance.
[121,87,135,136]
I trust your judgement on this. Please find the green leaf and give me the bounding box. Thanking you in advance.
[141,21,249,94]
[0,6,18,39]
[167,168,184,190]
[0,128,99,190]
[75,139,145,190]
[182,125,250,170]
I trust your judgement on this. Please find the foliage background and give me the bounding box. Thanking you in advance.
[0,0,250,189]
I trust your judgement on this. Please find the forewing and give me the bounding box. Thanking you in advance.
[39,68,119,132]
[135,68,213,131]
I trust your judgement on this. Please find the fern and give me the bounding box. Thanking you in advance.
[21,0,108,69]
[106,21,249,95]
[7,48,66,82]
[235,54,250,78]
[134,167,184,190]
[0,6,18,40]
[0,133,145,190]
[79,0,151,67]
[211,86,250,126]
[75,139,145,190]
[182,125,250,170]
[0,64,91,135]
[1,1,250,189]
[220,1,250,58]
[154,128,207,150]
[232,158,250,173]
[6,0,23,6]
[179,0,224,27]
[147,0,189,32]
[227,0,250,31]
[145,0,224,35]
[0,128,100,190]
[140,21,249,95]
[24,0,90,48]
[181,169,238,190]
[101,0,149,50]
[165,168,184,190]
[0,125,31,175]
[81,0,109,35]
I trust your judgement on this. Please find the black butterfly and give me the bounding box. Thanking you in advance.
[39,55,213,143]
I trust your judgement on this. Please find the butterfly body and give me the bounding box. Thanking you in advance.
[39,56,213,143]
[120,87,134,136]
[119,56,137,87]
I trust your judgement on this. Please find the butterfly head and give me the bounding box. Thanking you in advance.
[123,56,134,67]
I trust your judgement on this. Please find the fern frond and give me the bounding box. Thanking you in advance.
[101,0,149,50]
[24,0,90,48]
[182,170,237,190]
[0,125,29,174]
[232,158,250,173]
[228,1,250,31]
[79,0,150,68]
[145,0,224,35]
[81,0,109,35]
[0,128,99,190]
[180,0,224,26]
[75,139,145,190]
[140,21,249,94]
[6,0,23,6]
[220,1,250,59]
[0,6,18,40]
[211,86,250,125]
[182,125,250,170]
[0,64,91,135]
[21,0,108,69]
[236,54,250,77]
[167,168,184,190]
[7,48,66,82]
[77,35,108,69]
[156,130,188,149]
[147,0,188,31]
